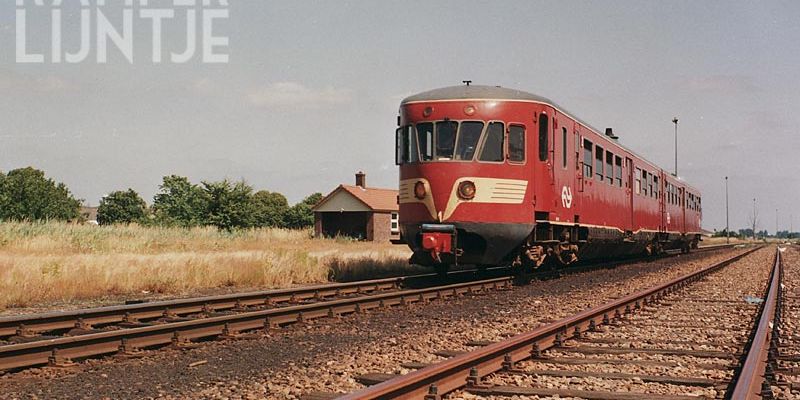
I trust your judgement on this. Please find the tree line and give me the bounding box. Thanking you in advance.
[0,167,322,230]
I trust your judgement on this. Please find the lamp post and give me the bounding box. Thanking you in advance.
[672,117,679,176]
[725,176,729,244]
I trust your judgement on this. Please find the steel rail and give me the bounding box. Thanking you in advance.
[0,268,505,338]
[0,244,733,339]
[0,277,512,371]
[730,248,782,399]
[337,246,760,400]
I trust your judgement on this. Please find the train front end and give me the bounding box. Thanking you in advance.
[395,86,536,270]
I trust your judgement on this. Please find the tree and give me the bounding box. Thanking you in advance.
[302,192,323,207]
[152,175,209,227]
[97,189,147,225]
[748,200,758,241]
[202,179,256,230]
[283,192,323,229]
[251,190,289,228]
[0,167,80,221]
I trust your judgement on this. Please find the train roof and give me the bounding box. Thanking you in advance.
[401,85,700,193]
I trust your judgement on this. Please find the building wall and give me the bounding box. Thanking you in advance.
[370,212,400,243]
[315,210,400,242]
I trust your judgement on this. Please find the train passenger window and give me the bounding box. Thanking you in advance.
[417,122,434,161]
[562,128,568,168]
[653,176,659,199]
[538,113,549,162]
[479,122,505,162]
[614,156,622,187]
[635,168,641,195]
[454,121,484,160]
[605,152,613,185]
[642,171,649,196]
[583,139,593,177]
[508,125,525,162]
[595,146,604,180]
[435,121,458,160]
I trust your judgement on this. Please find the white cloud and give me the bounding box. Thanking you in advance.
[246,82,352,108]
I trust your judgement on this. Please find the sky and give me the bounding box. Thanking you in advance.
[0,1,798,233]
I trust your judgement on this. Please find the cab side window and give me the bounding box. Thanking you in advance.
[508,125,525,162]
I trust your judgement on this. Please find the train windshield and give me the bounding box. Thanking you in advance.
[396,120,507,164]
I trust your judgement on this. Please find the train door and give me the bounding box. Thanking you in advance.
[659,173,666,233]
[625,157,634,231]
[533,110,555,220]
[555,122,578,223]
[679,187,686,233]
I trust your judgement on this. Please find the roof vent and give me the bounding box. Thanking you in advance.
[605,128,619,140]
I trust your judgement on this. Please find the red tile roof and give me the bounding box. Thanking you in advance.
[314,184,398,212]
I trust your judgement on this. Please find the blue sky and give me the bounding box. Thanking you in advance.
[1,1,798,232]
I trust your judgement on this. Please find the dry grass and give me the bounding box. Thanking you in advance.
[0,222,412,310]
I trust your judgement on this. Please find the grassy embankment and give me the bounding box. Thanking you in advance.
[0,222,417,310]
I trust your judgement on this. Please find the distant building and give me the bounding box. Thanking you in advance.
[312,172,399,242]
[80,206,99,225]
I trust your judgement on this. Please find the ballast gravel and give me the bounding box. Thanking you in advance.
[0,248,756,400]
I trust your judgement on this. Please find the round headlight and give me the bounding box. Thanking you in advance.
[458,181,476,200]
[414,181,427,200]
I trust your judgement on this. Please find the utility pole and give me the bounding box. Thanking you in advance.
[725,176,729,244]
[776,208,779,239]
[672,117,679,176]
[752,198,757,241]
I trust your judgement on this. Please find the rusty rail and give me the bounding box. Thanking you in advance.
[0,268,503,338]
[729,248,782,399]
[337,246,759,400]
[0,277,512,371]
[0,243,733,340]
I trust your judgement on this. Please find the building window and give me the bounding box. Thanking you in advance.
[508,125,525,162]
[595,146,604,180]
[538,113,549,162]
[390,212,399,233]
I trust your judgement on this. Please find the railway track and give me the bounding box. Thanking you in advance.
[337,245,776,400]
[770,245,799,399]
[0,243,734,374]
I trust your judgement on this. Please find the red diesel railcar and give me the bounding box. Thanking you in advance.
[395,85,702,272]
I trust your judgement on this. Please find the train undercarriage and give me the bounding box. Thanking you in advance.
[405,221,701,275]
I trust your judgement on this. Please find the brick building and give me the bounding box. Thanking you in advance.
[312,172,399,242]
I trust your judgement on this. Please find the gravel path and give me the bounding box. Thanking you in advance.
[448,246,774,399]
[0,249,749,400]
